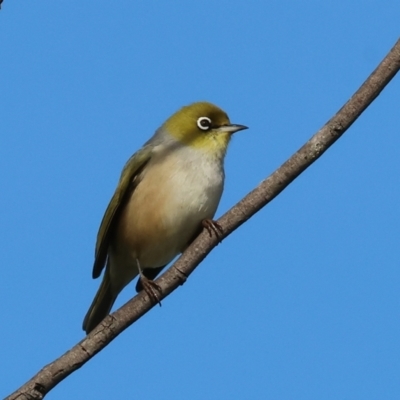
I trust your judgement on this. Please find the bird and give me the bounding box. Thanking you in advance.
[82,101,247,333]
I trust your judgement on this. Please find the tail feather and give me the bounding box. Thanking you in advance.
[83,271,116,334]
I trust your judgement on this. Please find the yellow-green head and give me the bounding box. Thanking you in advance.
[163,102,247,155]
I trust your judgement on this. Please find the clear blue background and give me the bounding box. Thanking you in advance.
[1,1,399,399]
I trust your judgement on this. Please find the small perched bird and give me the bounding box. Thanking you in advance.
[82,102,247,333]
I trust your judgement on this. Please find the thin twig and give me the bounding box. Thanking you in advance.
[6,38,400,400]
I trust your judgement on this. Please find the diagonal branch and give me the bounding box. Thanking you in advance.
[6,38,400,400]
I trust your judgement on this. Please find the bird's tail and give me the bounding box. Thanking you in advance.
[83,271,116,334]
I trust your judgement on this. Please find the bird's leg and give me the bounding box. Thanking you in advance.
[136,259,162,306]
[202,219,224,243]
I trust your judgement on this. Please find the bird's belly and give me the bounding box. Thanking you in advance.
[112,153,224,272]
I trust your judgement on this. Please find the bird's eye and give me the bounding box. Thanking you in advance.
[197,116,212,131]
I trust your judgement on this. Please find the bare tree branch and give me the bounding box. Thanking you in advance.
[6,38,400,400]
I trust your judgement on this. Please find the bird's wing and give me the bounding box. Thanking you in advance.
[92,146,153,279]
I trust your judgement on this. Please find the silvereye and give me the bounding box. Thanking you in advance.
[83,102,247,333]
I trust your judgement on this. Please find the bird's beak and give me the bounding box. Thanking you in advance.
[218,124,248,134]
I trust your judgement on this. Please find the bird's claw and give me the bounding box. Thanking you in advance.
[139,274,162,307]
[202,219,224,243]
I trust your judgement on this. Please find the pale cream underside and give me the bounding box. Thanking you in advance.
[108,145,224,293]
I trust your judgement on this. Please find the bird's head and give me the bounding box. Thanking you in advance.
[163,102,247,157]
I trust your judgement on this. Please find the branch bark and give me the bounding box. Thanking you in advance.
[6,38,400,400]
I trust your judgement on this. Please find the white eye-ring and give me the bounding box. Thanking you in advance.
[197,116,212,131]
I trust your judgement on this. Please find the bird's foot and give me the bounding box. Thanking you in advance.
[202,219,223,243]
[139,273,162,307]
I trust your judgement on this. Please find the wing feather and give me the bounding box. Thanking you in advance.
[92,146,152,278]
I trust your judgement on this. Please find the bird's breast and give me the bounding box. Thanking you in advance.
[113,146,225,268]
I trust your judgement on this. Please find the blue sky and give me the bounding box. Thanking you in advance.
[1,1,399,399]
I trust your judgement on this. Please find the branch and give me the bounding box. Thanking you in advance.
[6,38,400,400]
